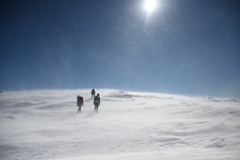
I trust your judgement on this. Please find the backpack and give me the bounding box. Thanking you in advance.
[77,97,84,106]
[94,96,98,102]
[94,96,100,104]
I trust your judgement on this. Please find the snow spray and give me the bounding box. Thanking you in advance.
[64,106,80,130]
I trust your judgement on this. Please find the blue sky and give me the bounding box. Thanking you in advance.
[1,0,240,98]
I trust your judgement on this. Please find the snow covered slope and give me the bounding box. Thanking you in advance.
[0,89,239,160]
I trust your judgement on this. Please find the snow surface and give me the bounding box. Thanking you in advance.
[0,89,239,160]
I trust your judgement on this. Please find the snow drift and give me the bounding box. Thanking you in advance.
[0,89,239,160]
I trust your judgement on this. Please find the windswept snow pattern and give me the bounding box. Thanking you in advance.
[0,89,239,160]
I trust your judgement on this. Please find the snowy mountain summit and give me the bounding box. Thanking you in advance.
[0,89,239,160]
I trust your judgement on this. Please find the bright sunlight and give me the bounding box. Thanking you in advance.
[144,0,157,14]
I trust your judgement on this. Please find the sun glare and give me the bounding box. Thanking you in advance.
[144,0,157,14]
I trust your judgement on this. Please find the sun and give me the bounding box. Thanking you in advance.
[144,0,157,14]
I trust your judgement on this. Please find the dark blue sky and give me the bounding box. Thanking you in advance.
[1,0,240,98]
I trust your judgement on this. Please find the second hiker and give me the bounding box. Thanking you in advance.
[93,93,100,113]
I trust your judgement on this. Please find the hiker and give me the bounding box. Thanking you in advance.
[93,93,100,113]
[91,89,95,99]
[77,95,84,113]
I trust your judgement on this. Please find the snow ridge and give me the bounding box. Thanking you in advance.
[0,89,239,160]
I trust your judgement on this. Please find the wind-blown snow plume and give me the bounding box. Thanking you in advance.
[0,89,239,160]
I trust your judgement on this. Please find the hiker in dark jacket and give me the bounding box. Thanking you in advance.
[77,95,84,113]
[93,93,100,113]
[91,89,96,100]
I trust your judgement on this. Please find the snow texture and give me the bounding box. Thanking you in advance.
[0,89,239,160]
